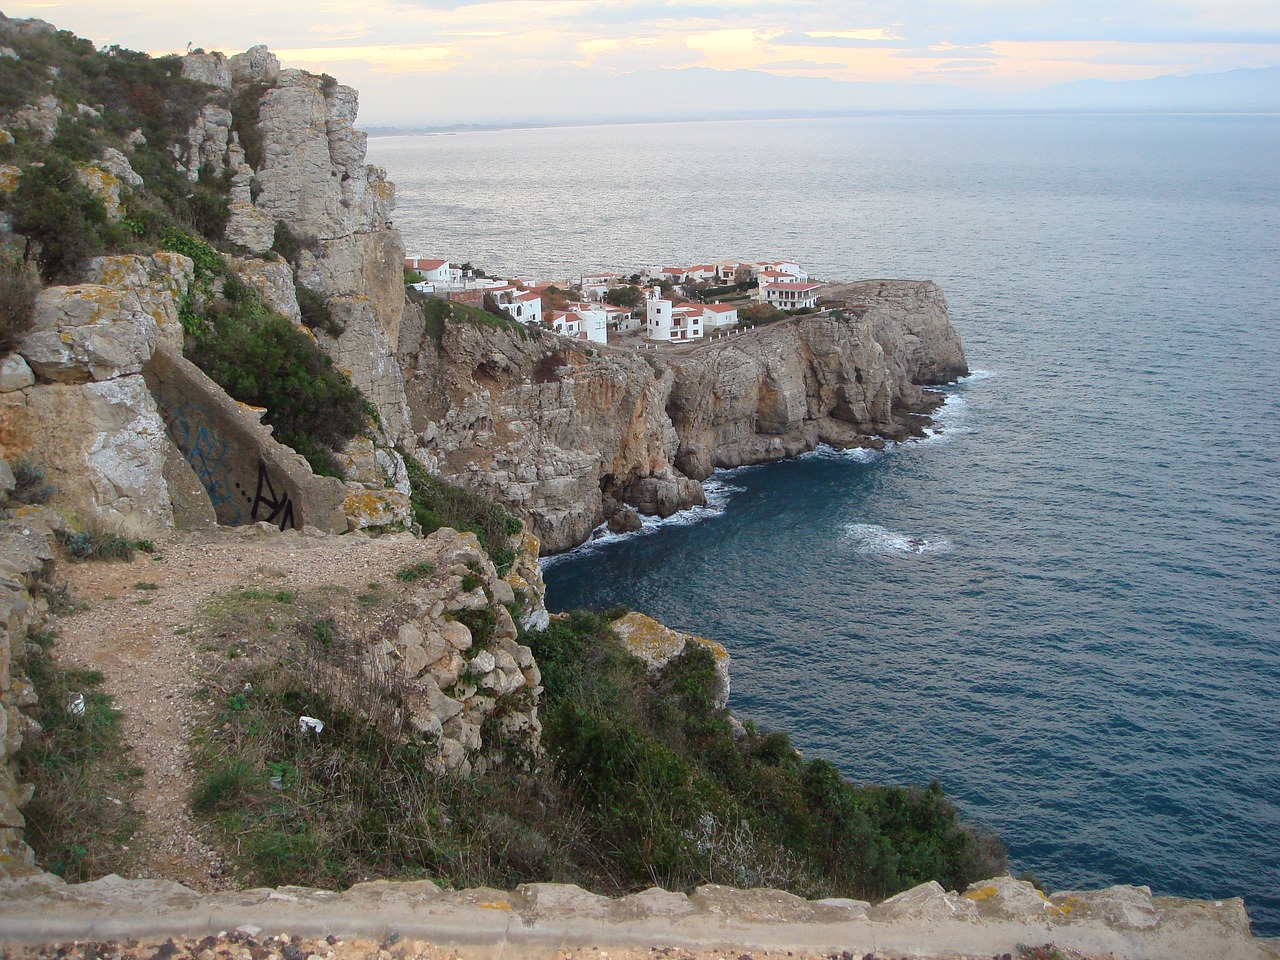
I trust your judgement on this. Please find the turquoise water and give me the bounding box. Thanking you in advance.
[368,114,1280,933]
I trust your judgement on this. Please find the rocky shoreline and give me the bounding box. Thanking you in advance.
[401,279,967,554]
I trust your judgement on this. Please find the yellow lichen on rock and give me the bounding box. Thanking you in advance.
[75,163,124,218]
[0,165,21,194]
[610,611,731,708]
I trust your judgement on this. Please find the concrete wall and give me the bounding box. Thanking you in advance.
[144,345,349,533]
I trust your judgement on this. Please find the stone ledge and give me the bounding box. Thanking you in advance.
[0,874,1273,960]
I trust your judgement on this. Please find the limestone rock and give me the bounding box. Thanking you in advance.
[82,253,194,353]
[0,356,34,393]
[873,880,980,922]
[19,284,158,383]
[96,147,143,188]
[0,459,12,501]
[75,163,125,219]
[0,375,175,536]
[13,94,59,143]
[611,611,730,709]
[181,50,232,90]
[0,164,20,195]
[963,876,1064,919]
[1051,883,1161,929]
[224,255,300,324]
[227,45,281,87]
[180,103,233,181]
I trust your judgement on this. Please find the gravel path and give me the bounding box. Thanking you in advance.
[50,526,443,891]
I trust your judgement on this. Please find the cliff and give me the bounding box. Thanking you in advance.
[398,283,967,553]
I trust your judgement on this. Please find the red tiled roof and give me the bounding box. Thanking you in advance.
[704,303,738,312]
[413,258,448,270]
[764,282,820,291]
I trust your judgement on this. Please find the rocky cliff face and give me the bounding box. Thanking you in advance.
[181,47,411,447]
[399,281,967,553]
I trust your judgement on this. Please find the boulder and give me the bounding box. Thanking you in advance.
[610,611,730,709]
[0,376,176,536]
[19,284,158,382]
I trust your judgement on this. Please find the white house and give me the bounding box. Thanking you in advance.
[405,257,462,289]
[646,293,703,342]
[580,272,626,301]
[492,287,543,327]
[753,260,808,282]
[759,281,821,310]
[603,302,637,331]
[700,302,739,328]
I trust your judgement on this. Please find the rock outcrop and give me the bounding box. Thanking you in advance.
[0,513,54,878]
[399,282,967,553]
[202,47,411,446]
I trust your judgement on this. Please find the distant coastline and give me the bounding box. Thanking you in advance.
[363,103,1280,138]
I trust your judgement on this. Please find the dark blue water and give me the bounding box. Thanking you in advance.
[369,114,1280,934]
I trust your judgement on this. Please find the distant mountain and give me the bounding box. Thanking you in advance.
[358,63,1280,130]
[1020,66,1280,111]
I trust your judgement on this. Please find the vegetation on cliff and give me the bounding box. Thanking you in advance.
[0,25,368,476]
[15,627,140,881]
[186,589,1002,897]
[0,25,221,280]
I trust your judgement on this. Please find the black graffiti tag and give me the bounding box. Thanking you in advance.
[251,461,297,530]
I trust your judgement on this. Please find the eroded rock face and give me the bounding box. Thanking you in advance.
[400,282,967,553]
[364,529,543,775]
[19,284,159,384]
[202,48,411,445]
[82,252,194,353]
[0,376,175,536]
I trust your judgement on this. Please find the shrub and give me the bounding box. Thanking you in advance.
[56,528,136,562]
[394,562,435,583]
[270,220,307,264]
[230,82,271,172]
[0,253,40,350]
[296,283,344,337]
[8,458,55,505]
[182,268,368,476]
[15,628,140,880]
[399,450,521,575]
[7,156,127,282]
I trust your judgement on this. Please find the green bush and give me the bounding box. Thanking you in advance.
[296,282,344,337]
[7,156,130,282]
[231,83,271,172]
[15,628,140,880]
[524,612,1006,899]
[7,458,55,505]
[56,528,136,562]
[173,257,367,476]
[400,451,521,575]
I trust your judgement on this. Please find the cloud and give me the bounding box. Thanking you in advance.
[924,59,999,71]
[891,44,1001,59]
[758,59,843,70]
[769,31,902,49]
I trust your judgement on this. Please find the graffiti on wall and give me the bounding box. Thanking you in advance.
[251,461,296,530]
[155,394,298,530]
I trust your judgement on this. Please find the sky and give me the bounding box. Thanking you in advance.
[5,1,1279,124]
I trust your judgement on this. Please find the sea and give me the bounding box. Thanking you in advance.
[366,113,1280,935]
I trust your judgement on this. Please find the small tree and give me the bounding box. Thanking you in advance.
[0,256,41,353]
[604,285,641,309]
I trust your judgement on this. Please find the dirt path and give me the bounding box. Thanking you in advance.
[50,525,444,891]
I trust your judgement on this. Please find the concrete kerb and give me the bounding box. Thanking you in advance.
[0,876,1276,960]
